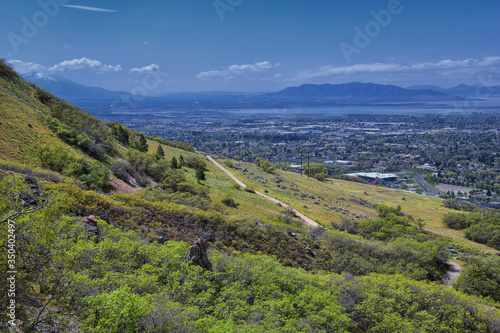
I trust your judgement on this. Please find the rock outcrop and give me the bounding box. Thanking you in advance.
[85,215,100,242]
[185,238,212,271]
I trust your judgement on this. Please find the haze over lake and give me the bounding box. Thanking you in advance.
[98,104,500,123]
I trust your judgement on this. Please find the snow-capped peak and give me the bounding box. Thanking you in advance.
[27,72,58,82]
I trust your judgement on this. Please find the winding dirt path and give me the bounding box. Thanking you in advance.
[207,156,320,228]
[441,259,462,287]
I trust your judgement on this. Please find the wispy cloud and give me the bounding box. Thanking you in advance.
[7,60,45,74]
[299,63,405,79]
[49,57,122,72]
[130,64,160,73]
[61,5,117,13]
[197,61,280,79]
[298,57,500,80]
[411,59,476,70]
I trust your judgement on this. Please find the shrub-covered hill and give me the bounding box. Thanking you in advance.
[0,60,68,162]
[1,60,500,331]
[1,176,499,332]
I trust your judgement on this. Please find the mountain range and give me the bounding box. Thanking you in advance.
[23,72,132,101]
[26,72,500,108]
[408,84,500,98]
[264,82,460,102]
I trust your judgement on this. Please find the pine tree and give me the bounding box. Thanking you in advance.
[179,155,185,168]
[138,134,148,152]
[117,126,129,146]
[195,166,206,183]
[156,144,165,157]
[170,156,178,169]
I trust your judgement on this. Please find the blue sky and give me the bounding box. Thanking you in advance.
[2,0,500,93]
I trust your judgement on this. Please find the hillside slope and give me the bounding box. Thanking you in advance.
[213,156,499,254]
[0,63,67,162]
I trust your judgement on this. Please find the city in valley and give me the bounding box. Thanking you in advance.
[116,111,500,205]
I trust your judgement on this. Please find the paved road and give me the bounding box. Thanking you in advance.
[207,156,320,228]
[441,259,462,287]
[414,174,442,197]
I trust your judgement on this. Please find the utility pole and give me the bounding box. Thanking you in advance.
[307,149,311,178]
[300,147,303,176]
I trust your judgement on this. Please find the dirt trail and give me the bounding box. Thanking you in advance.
[207,156,320,228]
[441,259,462,287]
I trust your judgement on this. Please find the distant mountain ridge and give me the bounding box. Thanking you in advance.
[25,74,471,106]
[264,82,461,102]
[23,72,132,102]
[409,83,500,98]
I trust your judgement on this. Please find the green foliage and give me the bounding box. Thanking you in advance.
[152,136,195,152]
[80,286,152,333]
[221,195,238,208]
[443,213,469,229]
[138,134,148,152]
[443,211,500,250]
[183,155,207,169]
[37,145,110,191]
[336,205,429,242]
[0,159,65,184]
[44,95,111,143]
[343,274,499,332]
[161,169,208,198]
[443,199,479,212]
[255,157,276,173]
[136,187,219,212]
[455,255,500,303]
[156,144,165,157]
[76,133,93,151]
[170,156,178,169]
[0,58,21,81]
[1,175,499,332]
[125,150,170,183]
[111,123,130,146]
[195,166,206,183]
[244,186,255,193]
[305,163,328,181]
[34,87,52,105]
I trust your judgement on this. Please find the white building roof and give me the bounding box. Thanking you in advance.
[346,172,399,179]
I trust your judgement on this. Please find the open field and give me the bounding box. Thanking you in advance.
[436,184,478,194]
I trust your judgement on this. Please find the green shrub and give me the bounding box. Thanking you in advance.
[80,286,152,333]
[244,186,255,193]
[455,256,500,303]
[221,195,238,208]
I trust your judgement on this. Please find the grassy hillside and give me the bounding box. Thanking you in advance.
[217,157,499,254]
[0,63,66,163]
[146,141,284,220]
